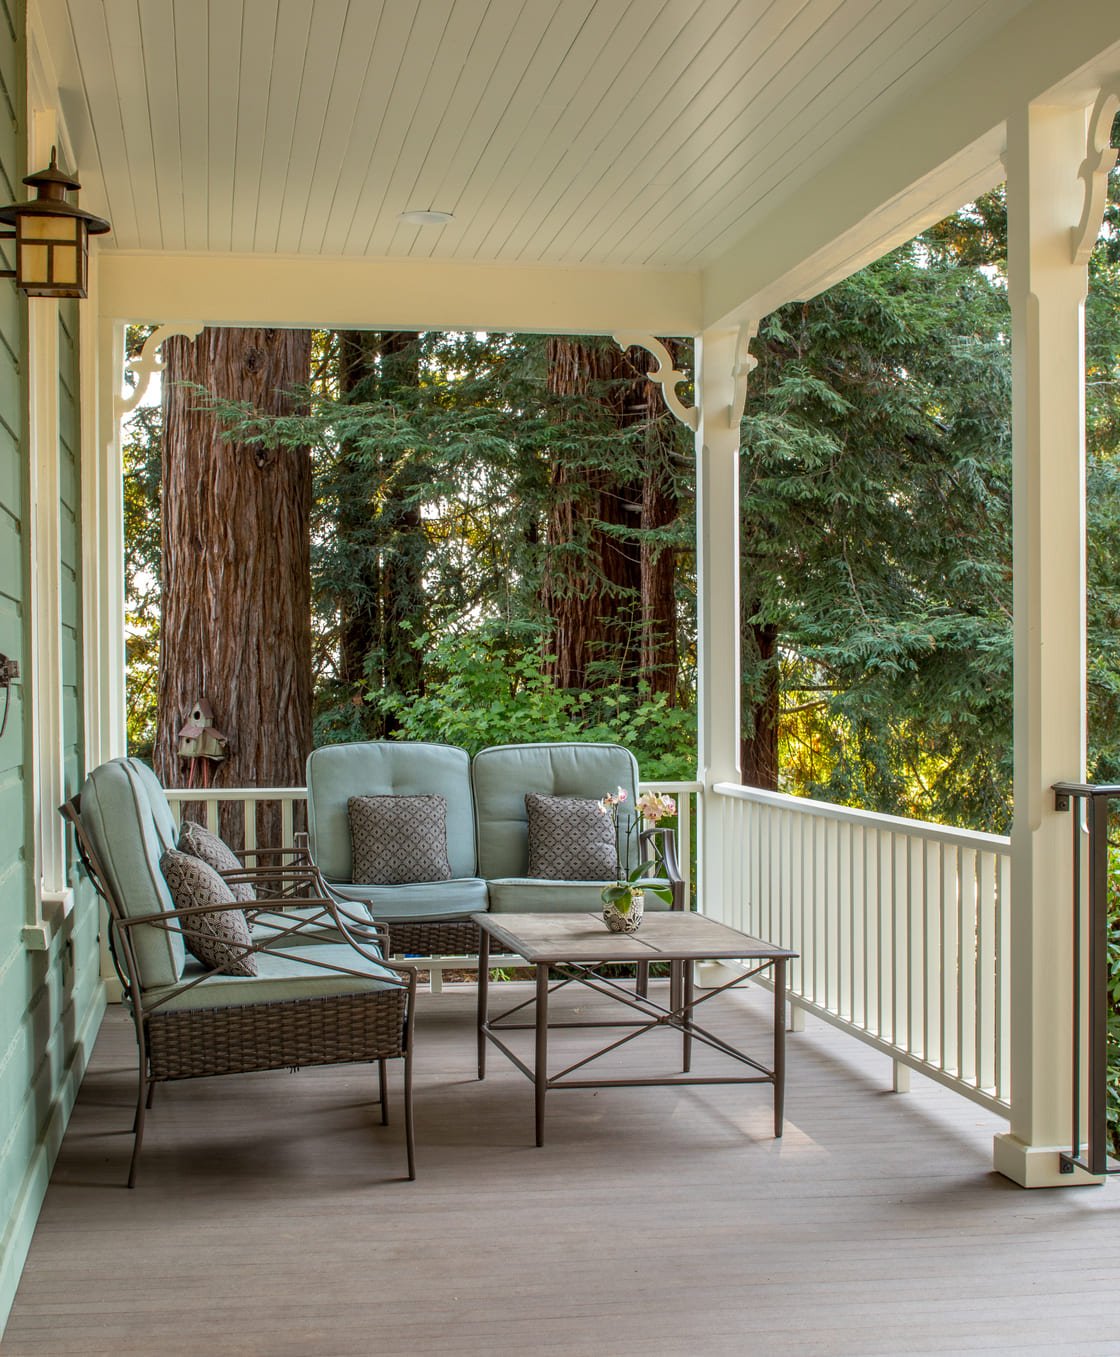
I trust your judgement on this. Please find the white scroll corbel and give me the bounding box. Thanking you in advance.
[614,332,698,430]
[1072,79,1120,266]
[117,321,205,417]
[729,322,759,429]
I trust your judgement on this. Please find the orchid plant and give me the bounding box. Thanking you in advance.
[598,787,677,913]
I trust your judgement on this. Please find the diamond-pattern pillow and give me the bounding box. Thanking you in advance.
[525,794,618,881]
[177,820,256,903]
[348,795,452,886]
[160,849,257,976]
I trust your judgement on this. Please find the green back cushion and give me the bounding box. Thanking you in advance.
[472,743,639,880]
[307,741,477,883]
[79,759,185,988]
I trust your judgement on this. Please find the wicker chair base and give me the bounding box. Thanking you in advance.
[386,918,481,958]
[147,989,406,1082]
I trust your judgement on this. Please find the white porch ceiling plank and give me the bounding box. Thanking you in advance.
[290,2,389,256]
[650,0,1010,269]
[361,0,496,258]
[438,0,631,263]
[335,0,462,258]
[172,0,210,251]
[611,0,898,268]
[59,0,141,249]
[312,0,420,257]
[271,0,355,255]
[540,0,814,266]
[386,0,550,261]
[700,0,1120,326]
[33,0,125,244]
[137,1,185,254]
[422,0,597,263]
[228,0,284,254]
[477,0,697,263]
[206,0,245,251]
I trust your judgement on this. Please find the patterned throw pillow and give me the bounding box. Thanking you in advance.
[177,820,256,903]
[160,849,257,976]
[348,795,452,886]
[525,794,618,881]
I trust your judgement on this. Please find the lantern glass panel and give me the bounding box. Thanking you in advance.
[51,247,77,285]
[20,243,47,284]
[26,216,75,242]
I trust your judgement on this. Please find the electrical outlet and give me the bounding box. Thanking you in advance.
[0,654,18,686]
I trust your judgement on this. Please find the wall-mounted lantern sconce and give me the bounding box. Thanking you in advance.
[0,148,110,299]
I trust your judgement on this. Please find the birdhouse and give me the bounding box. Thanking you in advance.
[177,698,229,762]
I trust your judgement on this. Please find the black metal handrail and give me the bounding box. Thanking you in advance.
[1053,781,1119,1176]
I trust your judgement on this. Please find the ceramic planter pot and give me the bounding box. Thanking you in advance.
[602,889,644,933]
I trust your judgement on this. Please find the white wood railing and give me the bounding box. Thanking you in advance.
[710,783,1011,1115]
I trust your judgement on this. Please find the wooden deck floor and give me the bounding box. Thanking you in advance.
[5,982,1119,1356]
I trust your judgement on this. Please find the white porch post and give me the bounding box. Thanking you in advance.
[695,327,747,913]
[993,99,1105,1186]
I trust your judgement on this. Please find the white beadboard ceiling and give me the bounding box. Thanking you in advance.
[37,0,1030,268]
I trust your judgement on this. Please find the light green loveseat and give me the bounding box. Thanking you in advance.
[305,740,682,960]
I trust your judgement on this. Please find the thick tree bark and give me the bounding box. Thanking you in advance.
[741,618,780,790]
[541,337,679,694]
[155,327,312,845]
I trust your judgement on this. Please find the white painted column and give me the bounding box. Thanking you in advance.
[993,101,1100,1187]
[695,327,748,916]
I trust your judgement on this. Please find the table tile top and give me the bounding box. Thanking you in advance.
[472,912,796,963]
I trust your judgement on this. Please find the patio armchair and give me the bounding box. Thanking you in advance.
[61,758,417,1187]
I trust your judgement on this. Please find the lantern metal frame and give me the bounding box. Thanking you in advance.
[0,148,110,299]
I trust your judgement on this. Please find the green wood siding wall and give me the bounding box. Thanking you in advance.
[0,10,106,1332]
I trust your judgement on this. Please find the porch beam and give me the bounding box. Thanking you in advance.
[96,252,700,337]
[994,99,1106,1187]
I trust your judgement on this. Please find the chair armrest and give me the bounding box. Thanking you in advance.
[639,826,686,910]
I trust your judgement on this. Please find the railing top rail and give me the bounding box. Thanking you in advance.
[1053,781,1120,799]
[163,779,700,801]
[164,786,308,801]
[712,781,1009,853]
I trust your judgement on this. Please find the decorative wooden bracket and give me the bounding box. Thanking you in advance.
[613,332,698,430]
[1072,79,1120,266]
[728,322,759,429]
[117,321,205,417]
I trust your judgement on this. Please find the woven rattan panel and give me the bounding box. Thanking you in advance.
[387,918,480,958]
[147,989,406,1081]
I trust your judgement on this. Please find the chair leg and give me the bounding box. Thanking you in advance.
[403,1049,416,1182]
[378,1059,389,1126]
[128,1072,149,1189]
[146,1082,157,1109]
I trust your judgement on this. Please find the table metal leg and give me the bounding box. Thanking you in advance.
[535,963,549,1147]
[774,958,786,1137]
[683,960,693,1072]
[477,928,490,1080]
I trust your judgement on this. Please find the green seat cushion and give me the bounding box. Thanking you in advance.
[322,876,488,922]
[487,878,674,914]
[143,942,400,1012]
[79,759,185,987]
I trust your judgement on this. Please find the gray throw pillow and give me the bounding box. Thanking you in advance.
[177,820,256,903]
[160,849,257,977]
[525,794,618,881]
[348,795,452,886]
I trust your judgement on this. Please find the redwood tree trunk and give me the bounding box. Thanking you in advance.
[741,618,780,790]
[542,337,679,693]
[155,327,312,845]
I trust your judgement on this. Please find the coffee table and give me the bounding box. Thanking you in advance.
[473,912,797,1146]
